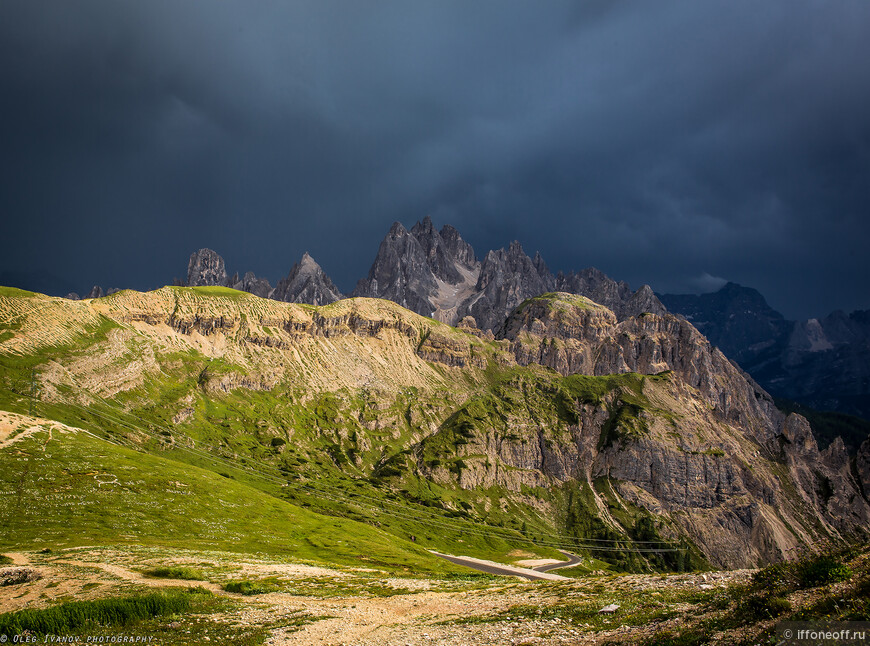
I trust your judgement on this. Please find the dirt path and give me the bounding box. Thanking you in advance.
[0,547,764,646]
[54,559,224,594]
[2,552,31,566]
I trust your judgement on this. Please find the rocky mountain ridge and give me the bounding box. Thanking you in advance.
[41,220,869,429]
[183,248,343,306]
[660,283,870,421]
[68,219,667,335]
[2,286,867,569]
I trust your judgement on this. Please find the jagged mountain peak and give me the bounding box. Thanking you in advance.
[353,219,481,323]
[273,252,342,306]
[388,221,409,237]
[186,248,228,287]
[555,267,666,321]
[439,224,477,267]
[410,215,437,236]
[182,247,341,306]
[532,251,550,278]
[461,241,556,330]
[231,271,272,299]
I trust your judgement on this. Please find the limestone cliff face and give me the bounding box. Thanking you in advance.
[418,292,870,567]
[496,293,617,376]
[499,293,779,438]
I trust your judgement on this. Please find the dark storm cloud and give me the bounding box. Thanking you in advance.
[1,1,869,318]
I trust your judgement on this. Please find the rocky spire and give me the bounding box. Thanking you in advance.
[439,224,477,268]
[273,252,343,306]
[186,248,228,287]
[458,241,555,331]
[85,285,104,299]
[351,222,436,314]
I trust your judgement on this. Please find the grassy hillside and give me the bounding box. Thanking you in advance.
[1,286,859,575]
[0,415,470,575]
[0,287,569,568]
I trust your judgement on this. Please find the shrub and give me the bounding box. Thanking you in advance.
[797,556,852,588]
[751,562,794,591]
[223,579,279,595]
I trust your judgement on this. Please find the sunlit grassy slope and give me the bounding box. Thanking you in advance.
[0,417,467,574]
[0,286,714,571]
[0,286,573,568]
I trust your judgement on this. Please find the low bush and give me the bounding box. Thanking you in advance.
[223,579,279,595]
[751,562,794,591]
[752,552,852,591]
[797,556,852,588]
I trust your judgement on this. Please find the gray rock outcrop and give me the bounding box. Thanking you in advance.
[272,253,343,306]
[230,272,272,299]
[86,285,104,299]
[352,217,480,324]
[557,267,666,321]
[186,248,228,287]
[458,240,555,331]
[423,292,870,566]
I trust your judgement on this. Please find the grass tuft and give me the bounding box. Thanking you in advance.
[0,589,205,636]
[142,566,206,581]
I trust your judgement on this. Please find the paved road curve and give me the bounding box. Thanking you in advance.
[429,551,569,581]
[534,551,583,572]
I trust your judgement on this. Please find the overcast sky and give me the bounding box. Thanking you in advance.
[2,1,868,319]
